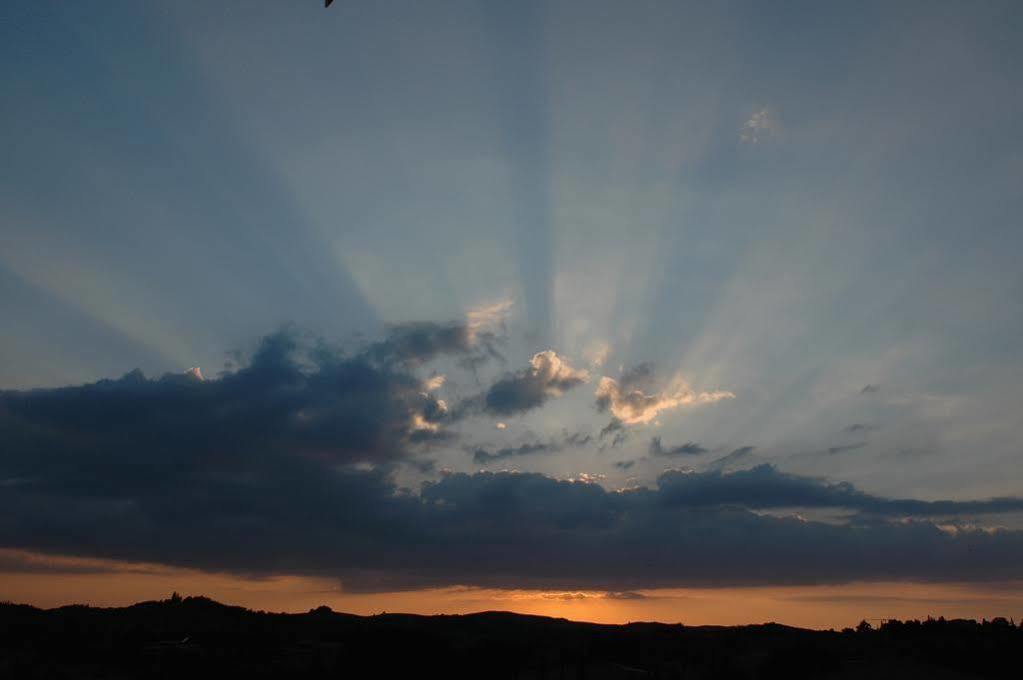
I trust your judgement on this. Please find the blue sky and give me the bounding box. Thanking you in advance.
[2,1,1023,614]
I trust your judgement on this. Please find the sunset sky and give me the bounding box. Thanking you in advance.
[2,0,1022,629]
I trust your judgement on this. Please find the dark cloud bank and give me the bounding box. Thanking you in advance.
[2,327,1023,592]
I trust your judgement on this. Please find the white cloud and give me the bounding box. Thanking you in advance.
[529,350,590,395]
[465,298,513,341]
[596,375,734,425]
[423,374,446,392]
[740,108,774,143]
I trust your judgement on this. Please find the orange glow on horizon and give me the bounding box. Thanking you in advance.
[2,549,1021,630]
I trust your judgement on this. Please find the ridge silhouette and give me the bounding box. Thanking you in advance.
[1,594,1019,678]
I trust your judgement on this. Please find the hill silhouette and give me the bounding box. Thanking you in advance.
[1,595,1019,678]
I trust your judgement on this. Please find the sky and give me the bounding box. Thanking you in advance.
[2,0,1022,628]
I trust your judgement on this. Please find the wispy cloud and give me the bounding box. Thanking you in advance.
[740,108,774,143]
[470,430,591,464]
[827,442,868,455]
[649,437,708,456]
[595,366,734,425]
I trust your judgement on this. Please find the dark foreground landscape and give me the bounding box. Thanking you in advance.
[1,596,1020,679]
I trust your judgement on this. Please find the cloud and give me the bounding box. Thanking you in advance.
[484,351,589,415]
[471,430,592,464]
[465,298,513,343]
[605,591,647,600]
[0,548,144,576]
[706,446,757,472]
[598,418,629,449]
[563,431,592,447]
[844,423,877,433]
[740,108,774,143]
[3,329,1023,593]
[649,437,708,457]
[595,365,734,425]
[599,418,624,439]
[472,442,550,464]
[0,324,482,482]
[613,460,636,471]
[656,464,1023,517]
[371,321,500,367]
[827,442,868,455]
[423,374,446,392]
[2,437,1023,591]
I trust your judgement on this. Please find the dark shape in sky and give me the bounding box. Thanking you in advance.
[706,446,757,472]
[844,423,877,433]
[828,442,868,455]
[369,322,472,365]
[618,363,659,391]
[472,442,550,464]
[563,431,593,448]
[599,419,624,439]
[471,430,592,464]
[597,419,630,450]
[861,384,881,394]
[649,437,708,456]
